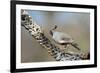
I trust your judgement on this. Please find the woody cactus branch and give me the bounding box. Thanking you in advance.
[21,10,88,61]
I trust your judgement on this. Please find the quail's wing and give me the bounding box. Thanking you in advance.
[53,31,73,43]
[59,32,74,43]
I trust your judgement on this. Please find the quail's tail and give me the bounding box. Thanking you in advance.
[71,43,81,51]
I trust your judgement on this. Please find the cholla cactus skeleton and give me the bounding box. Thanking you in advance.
[21,10,88,61]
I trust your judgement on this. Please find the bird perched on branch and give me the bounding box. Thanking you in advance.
[49,25,81,51]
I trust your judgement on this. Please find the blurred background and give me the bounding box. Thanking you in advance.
[21,10,90,63]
